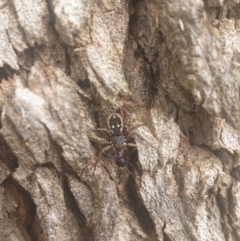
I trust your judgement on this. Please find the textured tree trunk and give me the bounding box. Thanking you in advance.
[0,0,240,240]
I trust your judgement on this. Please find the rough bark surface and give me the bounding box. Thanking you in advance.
[0,0,240,241]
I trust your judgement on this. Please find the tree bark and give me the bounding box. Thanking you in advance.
[0,0,240,240]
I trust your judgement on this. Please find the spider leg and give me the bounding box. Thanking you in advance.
[126,142,138,154]
[127,129,151,146]
[95,128,111,135]
[126,143,138,148]
[94,145,113,170]
[120,106,125,118]
[125,124,145,140]
[126,124,145,133]
[88,131,109,145]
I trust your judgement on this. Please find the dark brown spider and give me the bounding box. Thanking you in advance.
[94,113,141,169]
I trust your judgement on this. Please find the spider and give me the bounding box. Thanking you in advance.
[94,113,141,169]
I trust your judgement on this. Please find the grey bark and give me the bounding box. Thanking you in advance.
[0,0,239,241]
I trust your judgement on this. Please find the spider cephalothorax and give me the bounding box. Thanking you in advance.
[107,113,124,135]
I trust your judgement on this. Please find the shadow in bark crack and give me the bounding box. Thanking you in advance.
[127,176,158,241]
[128,137,142,176]
[59,153,94,241]
[62,175,94,241]
[0,67,9,81]
[0,133,19,171]
[162,221,171,241]
[127,147,158,241]
[2,176,42,241]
